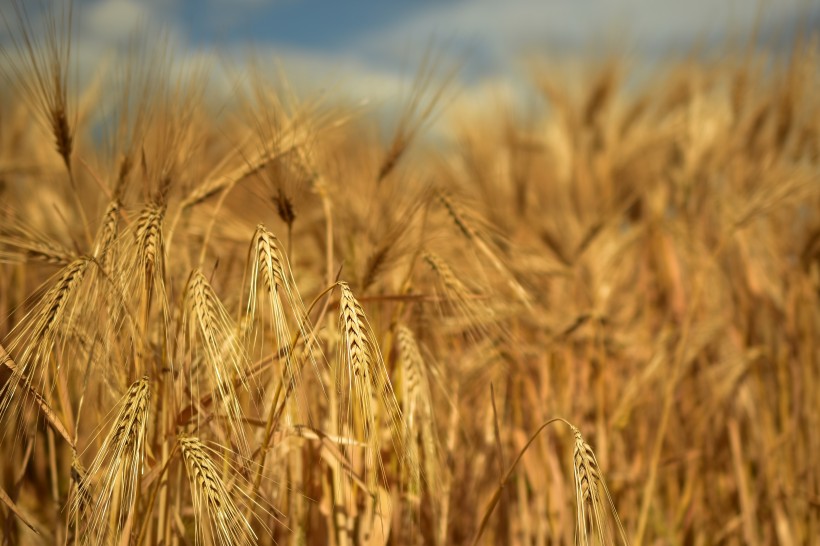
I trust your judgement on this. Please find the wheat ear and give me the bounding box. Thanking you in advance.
[436,191,531,306]
[422,251,498,337]
[92,199,121,267]
[133,202,165,289]
[247,224,317,399]
[73,376,151,545]
[178,435,256,546]
[571,426,629,545]
[185,268,251,455]
[0,257,90,428]
[0,212,76,265]
[472,419,628,546]
[338,281,405,492]
[396,324,442,510]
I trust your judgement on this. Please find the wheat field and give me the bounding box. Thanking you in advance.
[0,3,819,545]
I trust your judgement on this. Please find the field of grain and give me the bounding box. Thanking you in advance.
[1,3,819,545]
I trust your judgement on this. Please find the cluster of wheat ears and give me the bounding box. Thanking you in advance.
[1,2,819,545]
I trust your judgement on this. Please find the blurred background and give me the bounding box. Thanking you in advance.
[1,2,820,545]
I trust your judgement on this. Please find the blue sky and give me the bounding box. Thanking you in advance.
[3,0,818,107]
[76,1,816,76]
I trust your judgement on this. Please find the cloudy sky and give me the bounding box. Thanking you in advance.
[4,0,818,105]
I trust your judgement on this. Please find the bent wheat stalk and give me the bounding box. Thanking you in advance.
[0,343,74,446]
[472,418,628,546]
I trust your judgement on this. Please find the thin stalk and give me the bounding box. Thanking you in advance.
[472,417,572,546]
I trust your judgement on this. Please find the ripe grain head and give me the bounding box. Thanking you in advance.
[571,425,628,546]
[337,281,405,492]
[179,434,256,546]
[185,268,251,455]
[73,376,151,545]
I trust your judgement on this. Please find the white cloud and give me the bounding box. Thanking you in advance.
[348,0,807,65]
[82,0,157,42]
[210,44,417,114]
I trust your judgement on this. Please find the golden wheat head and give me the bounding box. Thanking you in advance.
[571,426,629,546]
[73,376,151,545]
[247,223,318,403]
[179,434,256,546]
[184,268,252,454]
[337,281,405,491]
